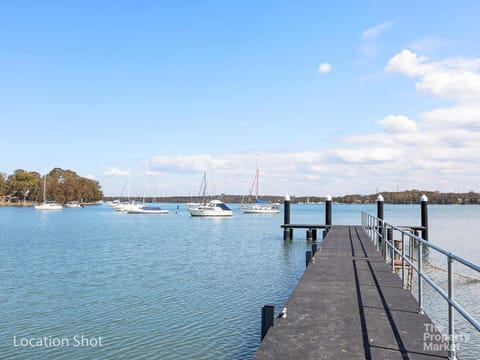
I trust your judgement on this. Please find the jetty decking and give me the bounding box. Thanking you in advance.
[254,225,448,359]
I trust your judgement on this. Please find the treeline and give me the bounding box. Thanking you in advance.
[0,168,103,204]
[333,190,480,205]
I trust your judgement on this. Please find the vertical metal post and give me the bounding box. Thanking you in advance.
[382,222,387,261]
[306,251,312,267]
[261,304,275,341]
[418,242,423,314]
[312,243,317,255]
[448,256,456,359]
[421,194,429,241]
[401,232,406,288]
[312,229,317,241]
[283,195,291,240]
[377,194,384,248]
[388,227,395,272]
[325,194,332,233]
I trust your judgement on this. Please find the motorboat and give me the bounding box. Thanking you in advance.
[187,200,232,217]
[65,201,83,208]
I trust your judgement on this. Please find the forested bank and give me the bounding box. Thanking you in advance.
[0,168,103,204]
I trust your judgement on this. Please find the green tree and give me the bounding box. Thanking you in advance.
[7,169,41,201]
[47,168,103,203]
[0,172,8,196]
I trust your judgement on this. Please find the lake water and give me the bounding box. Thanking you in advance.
[1,203,479,359]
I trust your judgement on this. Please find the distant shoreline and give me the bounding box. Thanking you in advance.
[3,190,479,206]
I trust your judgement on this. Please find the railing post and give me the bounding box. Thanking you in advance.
[283,195,291,240]
[421,194,429,241]
[381,221,389,264]
[418,242,424,314]
[401,232,406,288]
[261,304,275,341]
[448,256,456,359]
[388,227,395,272]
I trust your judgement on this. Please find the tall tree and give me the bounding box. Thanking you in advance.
[7,169,41,201]
[0,172,8,196]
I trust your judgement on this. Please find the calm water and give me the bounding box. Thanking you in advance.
[1,204,479,359]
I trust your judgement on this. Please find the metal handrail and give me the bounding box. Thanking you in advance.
[361,211,480,360]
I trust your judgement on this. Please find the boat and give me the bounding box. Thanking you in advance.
[240,165,279,214]
[186,173,232,216]
[125,202,169,214]
[65,201,83,208]
[242,199,280,214]
[34,173,63,210]
[187,199,233,217]
[185,172,207,210]
[125,163,170,215]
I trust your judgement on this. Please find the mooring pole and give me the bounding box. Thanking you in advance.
[420,194,429,241]
[377,194,384,247]
[325,194,332,236]
[261,304,275,341]
[283,195,291,240]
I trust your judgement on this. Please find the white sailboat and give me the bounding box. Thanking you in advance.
[126,163,169,215]
[240,166,279,214]
[34,173,63,210]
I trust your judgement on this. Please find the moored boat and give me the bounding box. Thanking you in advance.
[34,173,63,211]
[126,203,169,214]
[240,164,279,214]
[65,201,83,208]
[187,200,232,217]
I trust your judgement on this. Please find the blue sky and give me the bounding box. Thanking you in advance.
[1,1,480,196]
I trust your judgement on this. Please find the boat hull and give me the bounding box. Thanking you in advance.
[34,203,63,210]
[242,208,280,214]
[186,200,233,217]
[188,209,232,217]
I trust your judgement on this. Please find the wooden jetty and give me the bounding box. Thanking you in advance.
[254,225,448,359]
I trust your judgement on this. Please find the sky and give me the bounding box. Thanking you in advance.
[1,1,480,197]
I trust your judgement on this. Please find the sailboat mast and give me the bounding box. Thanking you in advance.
[43,174,47,203]
[143,163,148,205]
[255,167,259,200]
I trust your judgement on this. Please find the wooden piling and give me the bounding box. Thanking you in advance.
[325,194,332,226]
[421,194,428,241]
[377,194,384,246]
[261,304,275,341]
[283,195,291,240]
[306,250,312,267]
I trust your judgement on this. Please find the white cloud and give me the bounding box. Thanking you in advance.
[386,49,480,102]
[318,63,332,73]
[103,50,480,196]
[104,167,130,176]
[358,21,393,61]
[378,115,419,134]
[362,22,393,40]
[85,174,96,180]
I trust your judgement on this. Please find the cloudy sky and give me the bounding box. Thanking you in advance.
[1,1,479,196]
